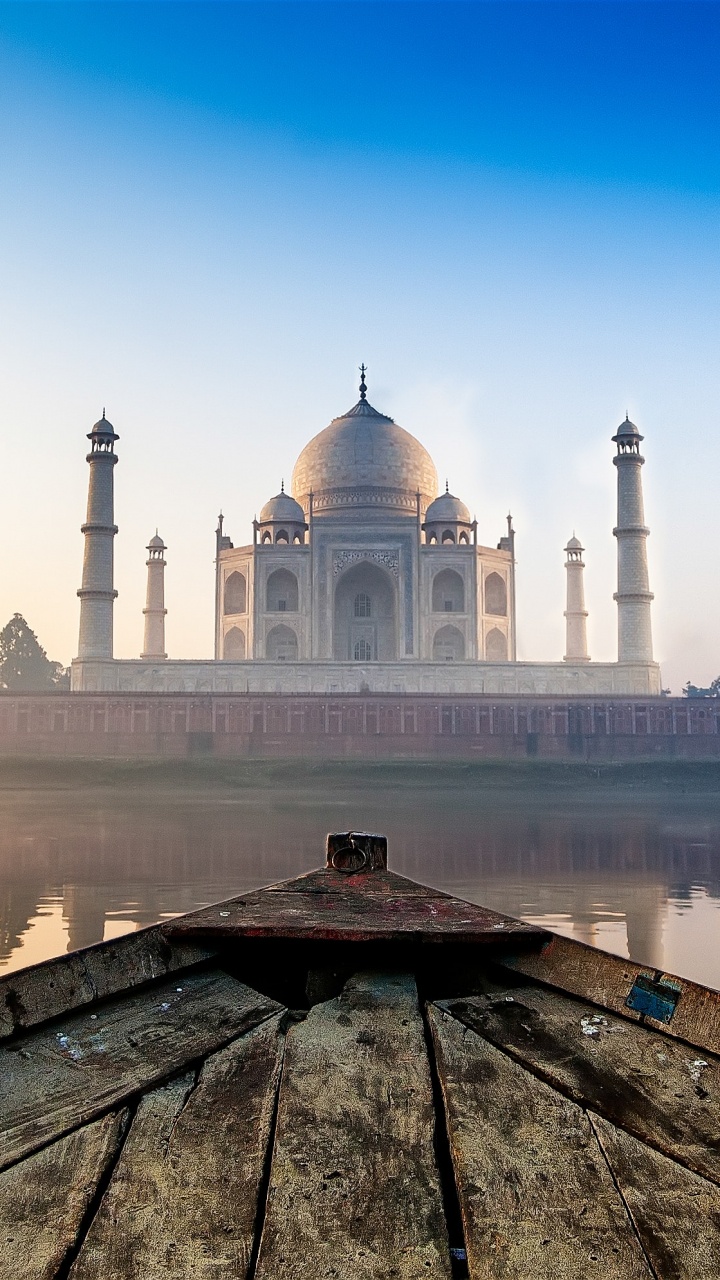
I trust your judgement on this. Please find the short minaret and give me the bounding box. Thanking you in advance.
[77,410,119,659]
[613,415,654,663]
[141,533,167,659]
[563,535,590,661]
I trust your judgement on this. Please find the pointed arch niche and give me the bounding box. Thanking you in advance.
[485,627,508,660]
[432,569,465,613]
[224,571,247,615]
[333,562,397,661]
[223,626,246,660]
[266,624,298,661]
[432,625,465,661]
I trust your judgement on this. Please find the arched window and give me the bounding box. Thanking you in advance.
[354,592,371,618]
[223,626,246,659]
[432,569,465,614]
[266,568,299,612]
[441,530,455,544]
[486,627,508,660]
[432,625,465,662]
[275,529,289,544]
[427,531,438,544]
[485,572,507,616]
[354,639,373,661]
[292,531,303,544]
[261,531,272,544]
[459,531,470,544]
[224,571,247,615]
[266,624,298,661]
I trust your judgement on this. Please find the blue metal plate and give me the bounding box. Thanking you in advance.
[625,973,682,1023]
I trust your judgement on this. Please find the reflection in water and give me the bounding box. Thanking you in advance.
[1,780,719,987]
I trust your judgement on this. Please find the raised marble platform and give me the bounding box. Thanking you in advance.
[71,658,662,697]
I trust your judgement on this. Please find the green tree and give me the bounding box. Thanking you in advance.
[0,614,69,691]
[683,677,720,698]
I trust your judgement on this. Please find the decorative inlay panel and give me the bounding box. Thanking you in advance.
[332,550,400,578]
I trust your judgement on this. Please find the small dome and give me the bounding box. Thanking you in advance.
[148,533,165,549]
[566,535,582,550]
[424,490,471,525]
[259,490,306,525]
[613,414,642,439]
[91,410,116,434]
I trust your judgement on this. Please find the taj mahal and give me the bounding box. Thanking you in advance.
[71,368,661,696]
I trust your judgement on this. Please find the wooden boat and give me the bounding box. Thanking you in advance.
[2,831,719,1279]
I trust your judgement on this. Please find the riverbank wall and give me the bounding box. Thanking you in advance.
[1,692,719,760]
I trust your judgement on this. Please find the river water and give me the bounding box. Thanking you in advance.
[2,768,719,988]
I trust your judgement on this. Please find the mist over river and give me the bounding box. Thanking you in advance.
[1,760,719,988]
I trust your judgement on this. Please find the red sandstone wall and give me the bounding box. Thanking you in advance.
[0,692,719,760]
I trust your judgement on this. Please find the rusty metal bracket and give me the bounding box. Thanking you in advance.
[326,832,388,874]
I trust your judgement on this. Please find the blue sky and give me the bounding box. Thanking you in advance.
[1,2,718,688]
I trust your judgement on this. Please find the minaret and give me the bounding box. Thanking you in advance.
[77,410,119,659]
[613,415,653,663]
[563,535,590,661]
[141,533,167,659]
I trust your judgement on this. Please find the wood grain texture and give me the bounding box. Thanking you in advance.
[0,927,212,1041]
[591,1112,720,1280]
[502,933,720,1057]
[0,1110,127,1280]
[254,972,452,1279]
[167,869,545,946]
[428,1005,651,1280]
[70,1014,285,1280]
[0,970,280,1171]
[438,984,720,1185]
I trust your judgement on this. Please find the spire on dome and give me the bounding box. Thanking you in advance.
[359,363,367,401]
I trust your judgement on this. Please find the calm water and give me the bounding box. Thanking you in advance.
[2,772,720,988]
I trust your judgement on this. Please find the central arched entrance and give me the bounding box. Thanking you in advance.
[333,562,398,661]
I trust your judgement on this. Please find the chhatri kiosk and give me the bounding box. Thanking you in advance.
[71,369,660,696]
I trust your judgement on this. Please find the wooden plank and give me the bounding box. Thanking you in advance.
[166,870,545,946]
[438,984,720,1184]
[70,1014,285,1279]
[254,972,452,1279]
[591,1111,720,1279]
[264,867,441,896]
[502,932,720,1058]
[0,926,213,1042]
[0,970,281,1171]
[427,1004,651,1279]
[0,1110,127,1280]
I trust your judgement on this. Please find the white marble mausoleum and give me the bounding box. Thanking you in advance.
[71,370,661,696]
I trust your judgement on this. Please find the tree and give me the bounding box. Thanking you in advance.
[683,677,720,698]
[0,615,69,691]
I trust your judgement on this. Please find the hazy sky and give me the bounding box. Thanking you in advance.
[1,1,718,691]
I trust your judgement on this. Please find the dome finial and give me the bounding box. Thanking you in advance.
[102,407,106,420]
[445,479,449,494]
[281,478,285,493]
[359,363,367,401]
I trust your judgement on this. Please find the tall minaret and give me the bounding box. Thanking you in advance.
[77,410,119,659]
[563,535,590,661]
[141,533,167,659]
[613,415,654,663]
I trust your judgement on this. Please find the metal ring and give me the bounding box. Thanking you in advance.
[330,843,368,874]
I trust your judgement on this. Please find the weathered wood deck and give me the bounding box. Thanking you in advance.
[1,832,719,1278]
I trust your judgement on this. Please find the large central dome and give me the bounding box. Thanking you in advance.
[291,393,438,517]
